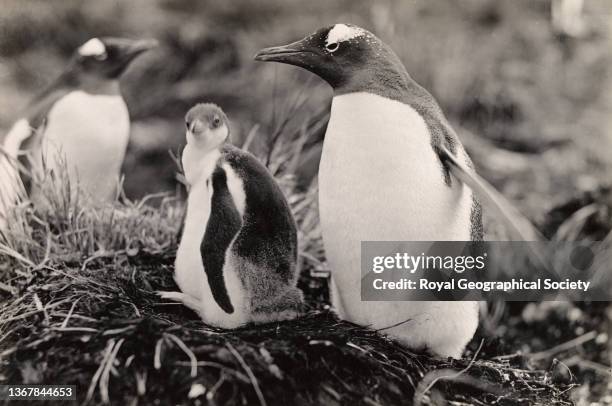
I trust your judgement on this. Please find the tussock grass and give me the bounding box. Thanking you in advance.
[0,172,182,270]
[0,248,576,405]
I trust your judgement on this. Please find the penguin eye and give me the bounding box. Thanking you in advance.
[326,42,340,53]
[185,121,190,130]
[212,116,221,128]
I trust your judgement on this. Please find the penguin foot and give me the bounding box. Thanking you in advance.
[427,342,466,360]
[157,291,203,313]
[329,277,347,319]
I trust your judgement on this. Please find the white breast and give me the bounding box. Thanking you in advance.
[319,93,473,303]
[38,91,130,202]
[319,92,472,244]
[319,92,478,357]
[175,147,220,300]
[175,178,213,300]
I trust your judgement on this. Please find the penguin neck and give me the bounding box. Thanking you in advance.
[56,69,122,96]
[25,71,122,126]
[77,75,121,96]
[333,55,439,118]
[183,145,222,187]
[336,65,409,98]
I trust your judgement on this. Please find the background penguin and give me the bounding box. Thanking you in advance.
[159,103,303,328]
[0,37,157,225]
[255,24,500,358]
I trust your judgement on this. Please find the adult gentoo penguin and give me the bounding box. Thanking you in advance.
[255,24,488,358]
[0,37,157,224]
[159,103,303,328]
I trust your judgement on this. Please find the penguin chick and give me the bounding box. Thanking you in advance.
[160,103,303,328]
[256,24,481,358]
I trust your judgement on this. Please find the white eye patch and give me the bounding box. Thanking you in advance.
[78,38,107,58]
[326,24,365,47]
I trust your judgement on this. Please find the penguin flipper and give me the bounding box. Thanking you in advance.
[0,119,34,227]
[438,145,544,242]
[2,119,33,155]
[2,85,70,194]
[201,166,242,314]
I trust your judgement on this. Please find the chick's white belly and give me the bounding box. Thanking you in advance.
[175,176,248,327]
[175,182,210,300]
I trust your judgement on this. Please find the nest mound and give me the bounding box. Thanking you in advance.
[0,252,573,405]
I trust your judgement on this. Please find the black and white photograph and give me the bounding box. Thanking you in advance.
[0,0,611,405]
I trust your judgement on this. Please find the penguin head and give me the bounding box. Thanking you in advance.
[254,24,403,90]
[72,37,158,79]
[185,103,230,151]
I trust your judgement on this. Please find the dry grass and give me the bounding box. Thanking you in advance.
[0,251,578,405]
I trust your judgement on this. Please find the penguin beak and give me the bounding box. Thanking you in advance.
[189,119,205,135]
[255,37,343,86]
[119,39,159,61]
[254,38,319,66]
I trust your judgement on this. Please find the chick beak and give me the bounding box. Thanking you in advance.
[189,119,204,135]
